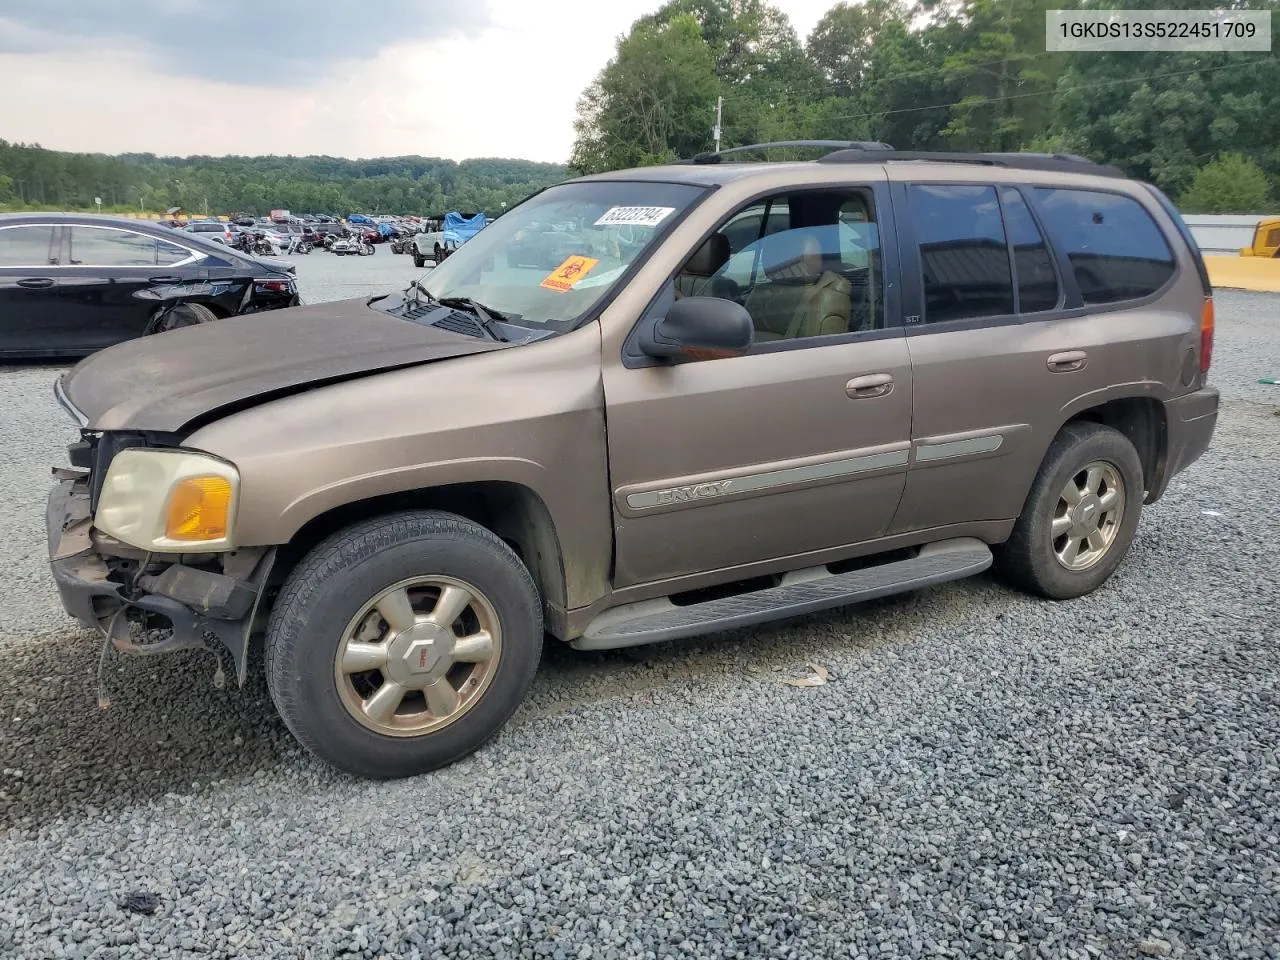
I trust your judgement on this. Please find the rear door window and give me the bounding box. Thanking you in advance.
[1000,187,1060,313]
[69,227,193,267]
[0,225,57,266]
[1032,188,1175,304]
[910,184,1014,324]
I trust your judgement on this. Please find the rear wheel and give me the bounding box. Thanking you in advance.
[265,510,543,778]
[413,251,426,268]
[993,421,1143,599]
[154,301,218,333]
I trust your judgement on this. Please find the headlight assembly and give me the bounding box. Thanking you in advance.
[95,449,240,552]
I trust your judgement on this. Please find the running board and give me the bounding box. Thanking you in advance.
[575,538,992,651]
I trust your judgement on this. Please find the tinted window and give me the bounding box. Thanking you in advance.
[1033,188,1175,304]
[190,223,224,232]
[912,184,1014,323]
[0,225,56,266]
[69,227,192,266]
[1000,187,1060,313]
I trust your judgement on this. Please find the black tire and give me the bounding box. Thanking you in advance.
[434,244,444,262]
[412,251,426,268]
[993,421,1144,600]
[265,510,543,779]
[154,301,218,333]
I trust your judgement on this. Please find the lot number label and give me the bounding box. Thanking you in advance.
[593,206,675,228]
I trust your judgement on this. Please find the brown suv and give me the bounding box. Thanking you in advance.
[46,143,1219,778]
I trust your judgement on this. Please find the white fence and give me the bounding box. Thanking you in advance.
[1183,215,1274,255]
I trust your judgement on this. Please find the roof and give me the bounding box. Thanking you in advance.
[0,213,184,230]
[568,162,818,187]
[566,147,1129,189]
[0,212,275,263]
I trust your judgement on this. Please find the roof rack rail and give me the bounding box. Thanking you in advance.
[682,140,895,165]
[816,149,1125,178]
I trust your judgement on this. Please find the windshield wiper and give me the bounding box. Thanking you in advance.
[434,296,511,341]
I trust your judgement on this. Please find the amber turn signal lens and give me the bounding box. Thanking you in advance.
[164,475,233,542]
[1200,296,1215,376]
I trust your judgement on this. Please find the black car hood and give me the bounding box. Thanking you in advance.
[61,298,509,433]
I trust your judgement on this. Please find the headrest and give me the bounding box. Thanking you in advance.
[683,233,730,277]
[760,226,837,282]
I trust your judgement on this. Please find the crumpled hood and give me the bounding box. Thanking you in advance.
[60,298,509,433]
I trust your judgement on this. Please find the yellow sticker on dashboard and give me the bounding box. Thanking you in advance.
[540,255,600,293]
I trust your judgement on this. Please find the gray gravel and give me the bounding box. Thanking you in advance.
[1,262,1278,958]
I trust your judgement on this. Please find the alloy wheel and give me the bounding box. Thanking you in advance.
[1051,460,1125,571]
[334,575,501,737]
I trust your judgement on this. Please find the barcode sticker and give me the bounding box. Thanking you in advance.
[593,206,675,228]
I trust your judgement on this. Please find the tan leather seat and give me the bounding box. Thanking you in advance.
[744,229,852,341]
[675,234,731,299]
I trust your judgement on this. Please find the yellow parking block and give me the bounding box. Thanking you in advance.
[1204,255,1280,293]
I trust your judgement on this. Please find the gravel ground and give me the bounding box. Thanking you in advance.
[1,261,1277,959]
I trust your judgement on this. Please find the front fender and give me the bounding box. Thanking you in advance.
[275,456,548,542]
[186,329,613,610]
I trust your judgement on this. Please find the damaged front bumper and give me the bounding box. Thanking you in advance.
[46,475,275,685]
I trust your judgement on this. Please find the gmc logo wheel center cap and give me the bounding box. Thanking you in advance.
[1073,495,1103,531]
[396,624,453,676]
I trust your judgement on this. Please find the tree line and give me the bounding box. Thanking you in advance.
[570,0,1280,213]
[0,144,568,217]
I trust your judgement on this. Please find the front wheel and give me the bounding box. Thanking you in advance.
[993,421,1143,600]
[265,511,543,778]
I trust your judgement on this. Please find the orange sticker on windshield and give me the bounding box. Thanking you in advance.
[540,255,600,293]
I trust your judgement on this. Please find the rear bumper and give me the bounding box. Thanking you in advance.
[1149,386,1219,502]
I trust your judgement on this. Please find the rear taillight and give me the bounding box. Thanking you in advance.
[255,279,292,294]
[1200,297,1215,376]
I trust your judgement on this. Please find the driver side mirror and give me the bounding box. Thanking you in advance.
[638,296,754,361]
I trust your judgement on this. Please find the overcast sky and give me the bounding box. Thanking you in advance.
[0,0,837,163]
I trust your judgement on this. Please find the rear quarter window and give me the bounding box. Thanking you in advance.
[1032,188,1175,305]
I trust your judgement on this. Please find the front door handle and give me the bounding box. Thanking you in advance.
[16,277,55,289]
[1047,350,1088,372]
[846,373,895,399]
[148,276,184,285]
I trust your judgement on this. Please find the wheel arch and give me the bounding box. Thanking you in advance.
[270,480,570,637]
[1004,389,1170,532]
[1060,394,1167,503]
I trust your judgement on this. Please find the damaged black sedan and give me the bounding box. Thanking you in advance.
[0,214,300,358]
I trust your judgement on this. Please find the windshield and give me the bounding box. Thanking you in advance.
[419,180,706,331]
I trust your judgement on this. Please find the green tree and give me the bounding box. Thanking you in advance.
[0,141,566,216]
[1180,153,1271,213]
[927,0,1066,151]
[570,14,719,173]
[806,0,907,95]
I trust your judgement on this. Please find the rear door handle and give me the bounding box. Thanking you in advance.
[1047,350,1088,372]
[16,277,55,289]
[846,373,895,398]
